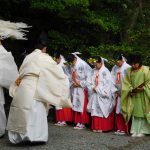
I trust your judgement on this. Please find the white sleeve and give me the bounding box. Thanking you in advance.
[79,63,92,88]
[0,52,18,89]
[95,70,111,98]
[86,69,94,93]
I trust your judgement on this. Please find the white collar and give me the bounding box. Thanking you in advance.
[34,49,42,53]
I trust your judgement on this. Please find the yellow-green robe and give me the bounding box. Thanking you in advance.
[121,66,150,125]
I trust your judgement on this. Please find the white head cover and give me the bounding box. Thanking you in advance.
[71,52,81,57]
[58,55,66,67]
[71,52,83,62]
[122,56,127,62]
[101,57,108,66]
[0,19,31,40]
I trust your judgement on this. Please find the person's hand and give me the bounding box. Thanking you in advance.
[130,92,136,97]
[136,87,144,92]
[15,78,21,86]
[93,87,97,93]
[72,82,78,87]
[75,81,81,87]
[72,82,76,87]
[115,90,121,97]
[72,81,80,87]
[116,91,121,97]
[130,87,144,96]
[131,87,144,93]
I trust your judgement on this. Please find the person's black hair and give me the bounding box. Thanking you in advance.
[66,54,76,62]
[96,56,102,63]
[35,43,45,50]
[54,51,61,59]
[129,53,142,66]
[113,51,123,60]
[35,31,48,49]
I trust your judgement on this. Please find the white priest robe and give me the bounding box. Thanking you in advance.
[87,65,116,118]
[0,44,18,137]
[111,62,130,114]
[7,49,72,143]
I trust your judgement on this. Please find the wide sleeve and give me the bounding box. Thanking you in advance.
[79,63,92,88]
[143,67,150,124]
[95,69,111,98]
[111,66,116,84]
[0,52,18,89]
[143,67,150,100]
[121,68,134,123]
[121,69,133,100]
[34,55,72,108]
[86,69,95,93]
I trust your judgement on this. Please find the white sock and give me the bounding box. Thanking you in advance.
[76,123,80,126]
[62,121,66,125]
[80,124,85,128]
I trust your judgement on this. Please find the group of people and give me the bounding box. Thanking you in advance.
[53,51,150,138]
[0,19,149,145]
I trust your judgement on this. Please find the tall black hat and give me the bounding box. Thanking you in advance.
[37,31,48,47]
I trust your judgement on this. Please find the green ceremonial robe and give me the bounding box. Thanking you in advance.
[121,66,150,125]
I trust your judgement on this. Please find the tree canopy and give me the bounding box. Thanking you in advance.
[0,0,149,66]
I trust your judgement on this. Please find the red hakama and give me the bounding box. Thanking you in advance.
[91,111,114,131]
[56,108,73,122]
[115,113,129,132]
[115,95,129,132]
[73,90,90,125]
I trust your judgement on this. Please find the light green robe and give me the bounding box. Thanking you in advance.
[121,66,150,124]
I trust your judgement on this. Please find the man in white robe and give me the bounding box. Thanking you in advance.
[0,41,18,138]
[111,53,130,135]
[7,40,72,144]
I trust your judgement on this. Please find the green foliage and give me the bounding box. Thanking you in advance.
[86,43,149,67]
[30,0,150,65]
[0,0,149,66]
[48,30,85,50]
[31,0,89,11]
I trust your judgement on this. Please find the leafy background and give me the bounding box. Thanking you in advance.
[0,0,149,67]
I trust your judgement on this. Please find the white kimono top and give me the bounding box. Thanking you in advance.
[111,61,130,114]
[71,56,92,113]
[87,64,115,118]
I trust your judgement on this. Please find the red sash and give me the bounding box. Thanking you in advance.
[72,69,77,83]
[95,71,99,87]
[116,72,121,84]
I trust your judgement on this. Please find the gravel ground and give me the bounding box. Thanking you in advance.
[0,122,150,150]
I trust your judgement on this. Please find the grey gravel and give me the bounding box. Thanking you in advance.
[0,122,150,150]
